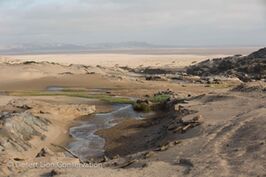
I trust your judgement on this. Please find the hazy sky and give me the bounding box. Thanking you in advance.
[0,0,265,46]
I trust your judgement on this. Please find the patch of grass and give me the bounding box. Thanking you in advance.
[205,83,235,89]
[93,95,134,104]
[9,91,172,112]
[133,94,171,112]
[149,94,171,103]
[8,91,134,104]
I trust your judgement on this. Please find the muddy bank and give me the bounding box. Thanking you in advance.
[96,107,200,158]
[96,112,167,158]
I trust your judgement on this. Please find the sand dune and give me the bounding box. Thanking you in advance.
[3,53,227,68]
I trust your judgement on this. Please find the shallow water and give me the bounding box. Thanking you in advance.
[47,86,110,95]
[68,104,143,161]
[47,86,64,91]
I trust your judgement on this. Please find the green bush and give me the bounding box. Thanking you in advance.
[133,102,151,112]
[149,94,170,103]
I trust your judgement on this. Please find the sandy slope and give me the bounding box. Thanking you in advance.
[6,93,265,177]
[0,97,96,175]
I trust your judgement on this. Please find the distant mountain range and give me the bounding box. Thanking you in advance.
[0,42,262,55]
[0,42,174,55]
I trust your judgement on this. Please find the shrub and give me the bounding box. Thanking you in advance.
[133,102,151,112]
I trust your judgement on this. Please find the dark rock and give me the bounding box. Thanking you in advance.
[23,61,37,65]
[145,75,167,81]
[42,169,60,177]
[59,72,73,75]
[186,48,266,81]
[176,158,194,167]
[13,158,24,161]
[86,72,96,74]
[248,47,266,58]
[231,81,266,92]
[36,147,54,157]
[141,68,173,75]
[16,104,31,110]
[167,123,177,131]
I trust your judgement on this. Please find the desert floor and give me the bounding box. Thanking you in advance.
[0,49,265,177]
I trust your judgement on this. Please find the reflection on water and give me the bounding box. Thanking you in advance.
[47,86,64,91]
[68,104,143,161]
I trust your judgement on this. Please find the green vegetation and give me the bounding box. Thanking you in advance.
[149,94,171,103]
[8,90,172,112]
[133,93,171,112]
[8,91,134,104]
[133,102,151,112]
[205,83,236,89]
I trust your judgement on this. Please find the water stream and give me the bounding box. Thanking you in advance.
[68,104,143,161]
[47,86,65,91]
[46,86,143,161]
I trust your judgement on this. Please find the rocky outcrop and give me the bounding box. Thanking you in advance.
[186,48,266,81]
[231,81,266,92]
[0,98,96,175]
[145,75,168,81]
[0,100,96,153]
[0,112,51,153]
[248,47,266,58]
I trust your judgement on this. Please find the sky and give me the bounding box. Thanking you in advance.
[0,0,265,47]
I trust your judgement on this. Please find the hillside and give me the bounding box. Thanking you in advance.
[186,47,266,81]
